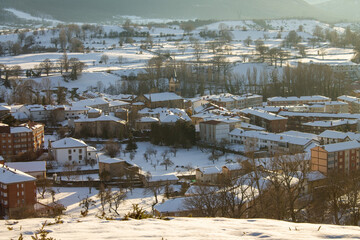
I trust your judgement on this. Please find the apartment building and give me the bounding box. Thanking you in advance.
[311,140,360,175]
[337,95,360,114]
[267,95,330,106]
[239,108,288,133]
[199,120,230,143]
[206,93,263,110]
[0,123,44,158]
[0,164,37,218]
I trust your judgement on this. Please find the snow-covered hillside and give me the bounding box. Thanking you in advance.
[2,215,360,239]
[0,18,355,95]
[1,185,359,239]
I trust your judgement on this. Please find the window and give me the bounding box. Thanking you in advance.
[79,149,82,154]
[68,149,71,154]
[68,156,72,161]
[73,149,76,152]
[79,155,82,160]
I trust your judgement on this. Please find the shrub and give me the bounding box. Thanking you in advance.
[125,204,152,219]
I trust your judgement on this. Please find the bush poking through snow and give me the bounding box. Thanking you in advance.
[125,204,152,220]
[79,196,96,217]
[19,221,57,240]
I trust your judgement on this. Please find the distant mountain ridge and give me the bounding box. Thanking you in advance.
[0,0,344,23]
[317,0,360,21]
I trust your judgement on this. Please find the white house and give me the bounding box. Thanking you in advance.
[49,137,97,166]
[199,120,229,143]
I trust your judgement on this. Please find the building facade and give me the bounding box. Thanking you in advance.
[0,165,37,218]
[310,141,360,175]
[50,137,97,166]
[0,123,44,159]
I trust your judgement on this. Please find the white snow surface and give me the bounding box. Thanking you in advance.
[2,214,360,239]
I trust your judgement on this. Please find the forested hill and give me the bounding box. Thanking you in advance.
[0,0,334,23]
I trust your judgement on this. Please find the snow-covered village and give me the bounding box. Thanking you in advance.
[1,0,360,239]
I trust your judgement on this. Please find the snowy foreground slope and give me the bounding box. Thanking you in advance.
[2,216,360,240]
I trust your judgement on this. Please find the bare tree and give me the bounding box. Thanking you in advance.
[104,140,120,158]
[109,190,127,215]
[100,54,109,64]
[184,185,222,217]
[59,29,67,50]
[40,58,54,76]
[244,36,252,47]
[63,161,79,181]
[160,158,174,171]
[193,40,203,62]
[69,58,85,80]
[17,32,26,44]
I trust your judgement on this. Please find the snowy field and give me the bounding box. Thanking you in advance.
[98,142,243,176]
[2,214,360,240]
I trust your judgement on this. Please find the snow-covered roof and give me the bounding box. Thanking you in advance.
[318,130,349,139]
[108,100,130,107]
[253,106,282,113]
[230,129,314,146]
[322,140,360,153]
[74,114,125,123]
[223,164,242,171]
[240,122,266,131]
[9,104,25,112]
[88,108,102,113]
[111,94,136,102]
[279,111,360,119]
[10,126,33,133]
[87,146,97,152]
[71,97,109,108]
[160,114,183,123]
[302,119,357,127]
[51,137,88,149]
[198,166,221,175]
[280,131,318,140]
[0,105,10,111]
[240,108,287,121]
[99,158,136,166]
[136,117,159,123]
[148,174,179,182]
[6,161,46,173]
[201,93,262,103]
[144,92,183,102]
[0,164,36,184]
[323,101,348,106]
[154,197,188,213]
[306,171,326,182]
[268,95,330,102]
[11,112,29,120]
[337,95,360,103]
[255,153,311,168]
[64,106,90,111]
